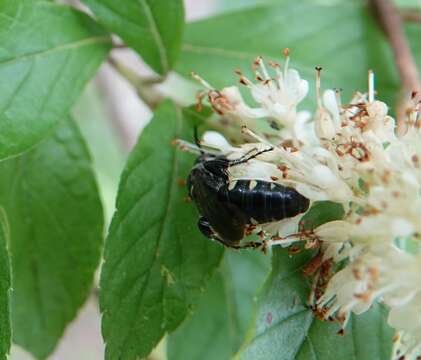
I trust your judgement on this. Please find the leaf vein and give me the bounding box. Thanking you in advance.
[305,334,318,360]
[290,311,314,360]
[0,36,110,67]
[0,60,34,116]
[38,51,73,118]
[138,0,169,73]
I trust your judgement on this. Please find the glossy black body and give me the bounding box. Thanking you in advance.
[219,180,309,223]
[187,154,310,246]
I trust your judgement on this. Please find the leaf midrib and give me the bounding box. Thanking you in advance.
[0,36,110,66]
[110,104,183,358]
[138,0,169,73]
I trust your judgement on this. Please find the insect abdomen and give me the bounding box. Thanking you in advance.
[220,180,310,223]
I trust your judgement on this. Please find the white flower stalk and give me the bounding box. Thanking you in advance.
[189,53,421,359]
[314,68,339,142]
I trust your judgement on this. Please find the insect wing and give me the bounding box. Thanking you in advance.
[191,174,247,245]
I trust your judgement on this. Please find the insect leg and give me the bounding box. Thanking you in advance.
[227,240,263,250]
[197,217,216,239]
[194,126,203,153]
[197,218,260,249]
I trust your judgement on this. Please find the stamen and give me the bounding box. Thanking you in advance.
[195,91,205,112]
[257,56,270,80]
[241,125,274,146]
[273,63,283,91]
[234,69,253,87]
[255,71,265,82]
[335,88,343,109]
[283,48,290,78]
[315,66,323,108]
[174,139,203,154]
[191,71,214,90]
[268,60,281,69]
[252,56,262,71]
[368,69,375,103]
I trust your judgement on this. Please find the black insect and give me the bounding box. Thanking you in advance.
[187,136,310,249]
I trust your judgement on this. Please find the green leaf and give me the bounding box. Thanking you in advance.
[176,1,415,107]
[81,0,184,75]
[236,249,394,360]
[0,212,11,360]
[168,250,270,360]
[0,118,104,359]
[301,201,345,230]
[211,0,278,15]
[0,0,110,160]
[236,202,394,360]
[100,100,223,360]
[395,0,421,8]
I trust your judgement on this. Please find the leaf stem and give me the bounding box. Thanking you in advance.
[107,56,164,110]
[112,43,128,49]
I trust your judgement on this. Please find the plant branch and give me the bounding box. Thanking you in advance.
[107,56,164,110]
[112,43,128,49]
[370,0,420,93]
[369,0,421,134]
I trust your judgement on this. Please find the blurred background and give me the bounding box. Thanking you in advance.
[9,0,421,359]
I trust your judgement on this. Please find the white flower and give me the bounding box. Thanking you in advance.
[316,245,421,325]
[314,220,353,245]
[365,100,396,142]
[278,147,354,203]
[201,131,236,152]
[218,86,267,121]
[241,52,309,129]
[314,103,336,141]
[193,50,309,140]
[294,110,316,144]
[389,295,421,359]
[314,74,339,142]
[188,54,421,359]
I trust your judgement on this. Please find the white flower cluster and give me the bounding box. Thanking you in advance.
[191,51,421,359]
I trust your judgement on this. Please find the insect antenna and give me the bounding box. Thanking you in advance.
[229,146,274,167]
[193,126,205,155]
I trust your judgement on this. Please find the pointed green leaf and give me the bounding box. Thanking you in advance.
[236,202,394,360]
[0,118,104,359]
[168,251,270,360]
[100,101,223,360]
[237,249,394,360]
[0,212,11,360]
[81,0,184,75]
[0,0,110,159]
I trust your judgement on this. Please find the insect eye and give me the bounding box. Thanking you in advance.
[204,159,228,177]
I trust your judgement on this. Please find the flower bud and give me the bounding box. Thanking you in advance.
[314,108,336,141]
